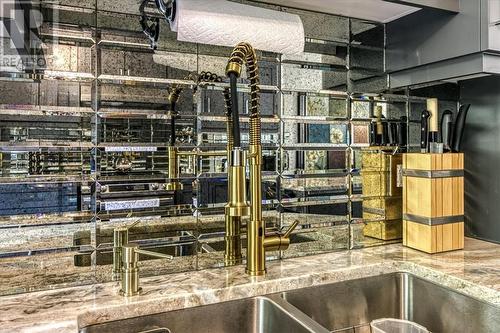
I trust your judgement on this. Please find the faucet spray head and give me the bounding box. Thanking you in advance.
[225,148,250,218]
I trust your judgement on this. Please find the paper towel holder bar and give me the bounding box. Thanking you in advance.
[154,0,176,25]
[140,1,160,49]
[140,0,175,49]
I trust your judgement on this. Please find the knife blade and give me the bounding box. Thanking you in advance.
[381,121,389,146]
[451,104,471,153]
[440,110,453,152]
[370,122,378,146]
[388,122,398,146]
[398,116,408,152]
[421,110,431,153]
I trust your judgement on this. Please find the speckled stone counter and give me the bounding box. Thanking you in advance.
[0,238,499,333]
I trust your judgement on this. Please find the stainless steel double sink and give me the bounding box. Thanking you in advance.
[81,272,500,333]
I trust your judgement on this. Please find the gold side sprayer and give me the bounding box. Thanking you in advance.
[225,42,299,275]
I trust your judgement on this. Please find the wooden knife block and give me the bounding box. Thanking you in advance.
[402,153,464,253]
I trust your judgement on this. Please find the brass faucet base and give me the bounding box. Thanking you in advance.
[245,268,266,276]
[119,287,142,297]
[224,256,243,266]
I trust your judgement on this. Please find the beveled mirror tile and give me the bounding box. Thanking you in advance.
[351,175,363,195]
[97,11,142,32]
[59,0,96,8]
[350,219,402,249]
[95,174,196,214]
[282,7,349,43]
[97,0,140,14]
[350,19,384,48]
[199,87,279,116]
[0,220,93,254]
[351,99,371,119]
[283,120,349,146]
[42,43,92,73]
[282,50,347,67]
[409,100,427,121]
[198,54,279,87]
[280,222,350,259]
[99,84,194,113]
[97,149,168,176]
[55,7,96,27]
[280,175,349,201]
[97,116,188,145]
[351,122,370,146]
[281,149,348,174]
[408,122,422,147]
[351,149,364,171]
[0,81,38,105]
[125,51,167,78]
[349,73,388,94]
[0,250,97,296]
[282,64,347,91]
[280,204,350,258]
[39,80,86,107]
[374,99,406,120]
[198,119,280,147]
[0,151,91,178]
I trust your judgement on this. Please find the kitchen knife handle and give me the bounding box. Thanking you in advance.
[451,104,471,153]
[421,110,431,152]
[370,122,378,146]
[427,98,439,132]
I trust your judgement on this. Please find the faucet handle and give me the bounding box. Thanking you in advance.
[263,220,301,252]
[135,248,174,260]
[282,219,300,239]
[126,219,141,230]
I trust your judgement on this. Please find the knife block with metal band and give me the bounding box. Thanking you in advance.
[361,147,403,240]
[402,153,464,254]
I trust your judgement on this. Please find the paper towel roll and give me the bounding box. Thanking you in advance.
[171,0,304,55]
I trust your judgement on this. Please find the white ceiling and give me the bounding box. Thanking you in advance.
[253,0,421,23]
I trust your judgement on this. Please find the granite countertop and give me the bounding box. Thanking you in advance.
[0,238,499,333]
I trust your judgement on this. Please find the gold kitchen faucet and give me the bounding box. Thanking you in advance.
[224,42,299,276]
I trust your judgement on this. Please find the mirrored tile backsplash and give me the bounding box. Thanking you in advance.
[0,0,458,296]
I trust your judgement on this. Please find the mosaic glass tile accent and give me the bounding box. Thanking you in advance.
[352,124,369,144]
[307,96,329,116]
[352,100,371,118]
